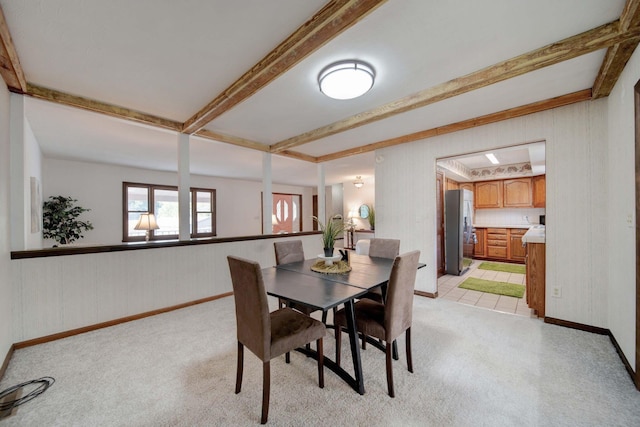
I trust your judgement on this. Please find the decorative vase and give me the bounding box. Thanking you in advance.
[324,247,334,257]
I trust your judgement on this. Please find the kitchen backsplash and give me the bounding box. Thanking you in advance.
[474,208,546,227]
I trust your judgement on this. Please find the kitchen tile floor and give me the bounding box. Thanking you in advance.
[437,259,536,318]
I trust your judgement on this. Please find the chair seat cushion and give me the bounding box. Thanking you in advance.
[334,299,386,341]
[270,308,326,358]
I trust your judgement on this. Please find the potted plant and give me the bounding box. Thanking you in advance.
[42,196,94,246]
[313,215,345,257]
[367,205,375,230]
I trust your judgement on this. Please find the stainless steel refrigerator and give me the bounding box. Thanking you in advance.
[445,189,475,275]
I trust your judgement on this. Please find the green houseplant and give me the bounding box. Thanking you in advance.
[313,215,345,257]
[367,205,375,230]
[42,196,94,246]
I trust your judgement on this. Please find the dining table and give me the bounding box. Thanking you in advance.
[261,253,408,395]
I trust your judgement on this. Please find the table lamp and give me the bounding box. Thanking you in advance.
[134,213,159,241]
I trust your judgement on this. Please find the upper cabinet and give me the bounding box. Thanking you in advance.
[532,175,546,208]
[460,183,474,192]
[503,178,532,207]
[475,181,503,208]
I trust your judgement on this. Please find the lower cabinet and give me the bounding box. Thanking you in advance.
[525,243,546,317]
[473,227,527,263]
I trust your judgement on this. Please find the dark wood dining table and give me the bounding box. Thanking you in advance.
[260,253,398,395]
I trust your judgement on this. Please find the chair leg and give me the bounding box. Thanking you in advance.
[406,328,413,373]
[317,338,324,388]
[321,310,328,324]
[361,332,367,349]
[335,326,342,367]
[235,342,244,394]
[285,352,290,364]
[385,342,395,398]
[261,361,270,424]
[392,339,399,360]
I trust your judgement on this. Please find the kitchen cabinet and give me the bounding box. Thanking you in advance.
[475,181,503,208]
[525,242,546,318]
[460,183,474,192]
[503,178,532,207]
[474,228,486,257]
[508,228,527,262]
[486,228,507,258]
[533,175,546,207]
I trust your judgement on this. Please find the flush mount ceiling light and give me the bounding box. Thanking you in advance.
[353,176,364,188]
[318,60,375,100]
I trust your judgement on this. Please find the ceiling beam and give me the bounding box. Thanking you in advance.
[194,129,270,152]
[0,4,26,92]
[592,0,640,98]
[272,20,640,153]
[316,89,592,162]
[181,0,387,134]
[26,84,182,131]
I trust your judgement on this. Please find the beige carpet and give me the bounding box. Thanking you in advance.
[1,296,639,426]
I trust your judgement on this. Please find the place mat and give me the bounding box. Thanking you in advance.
[310,260,352,274]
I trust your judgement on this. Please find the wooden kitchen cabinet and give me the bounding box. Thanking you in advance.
[508,228,527,262]
[475,181,503,208]
[503,178,532,207]
[460,183,474,192]
[474,228,486,257]
[526,242,546,318]
[533,175,546,207]
[486,228,507,258]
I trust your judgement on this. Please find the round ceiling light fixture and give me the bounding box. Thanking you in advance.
[318,60,375,100]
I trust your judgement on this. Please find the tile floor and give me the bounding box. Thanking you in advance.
[437,259,536,318]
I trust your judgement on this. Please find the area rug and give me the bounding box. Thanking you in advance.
[478,261,526,274]
[459,277,525,298]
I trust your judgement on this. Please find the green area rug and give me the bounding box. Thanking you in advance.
[478,261,525,274]
[459,277,525,298]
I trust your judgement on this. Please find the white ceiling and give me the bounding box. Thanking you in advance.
[0,0,628,186]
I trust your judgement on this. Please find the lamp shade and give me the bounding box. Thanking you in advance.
[353,176,364,188]
[134,213,159,231]
[318,60,375,100]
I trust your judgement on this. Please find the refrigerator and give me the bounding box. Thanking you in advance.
[445,189,476,275]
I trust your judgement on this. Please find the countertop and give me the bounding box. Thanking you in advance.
[473,224,534,229]
[522,225,546,244]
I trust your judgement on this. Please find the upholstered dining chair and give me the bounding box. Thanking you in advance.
[361,238,401,303]
[273,240,329,324]
[333,250,420,398]
[227,256,326,424]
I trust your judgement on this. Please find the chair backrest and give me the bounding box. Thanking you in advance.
[368,238,400,259]
[384,250,421,340]
[227,256,271,361]
[274,240,305,265]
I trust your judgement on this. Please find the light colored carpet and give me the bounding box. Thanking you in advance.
[1,296,639,426]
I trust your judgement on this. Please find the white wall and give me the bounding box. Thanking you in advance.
[607,46,640,369]
[377,99,610,330]
[42,158,315,246]
[0,80,13,361]
[342,176,375,231]
[11,234,322,342]
[23,118,42,250]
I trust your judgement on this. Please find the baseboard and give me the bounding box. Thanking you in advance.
[0,344,15,382]
[545,316,638,390]
[13,292,233,350]
[415,290,438,299]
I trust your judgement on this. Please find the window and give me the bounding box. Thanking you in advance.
[123,182,216,242]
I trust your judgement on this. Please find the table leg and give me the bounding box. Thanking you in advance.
[344,300,365,395]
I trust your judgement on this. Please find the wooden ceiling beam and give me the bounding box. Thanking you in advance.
[194,129,270,152]
[592,0,640,98]
[26,84,183,131]
[272,20,640,153]
[316,89,593,162]
[0,4,26,92]
[181,0,387,134]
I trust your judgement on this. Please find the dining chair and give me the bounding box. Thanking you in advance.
[360,238,400,303]
[333,250,420,397]
[273,240,329,324]
[227,256,326,424]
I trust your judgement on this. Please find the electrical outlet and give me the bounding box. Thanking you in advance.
[552,287,562,298]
